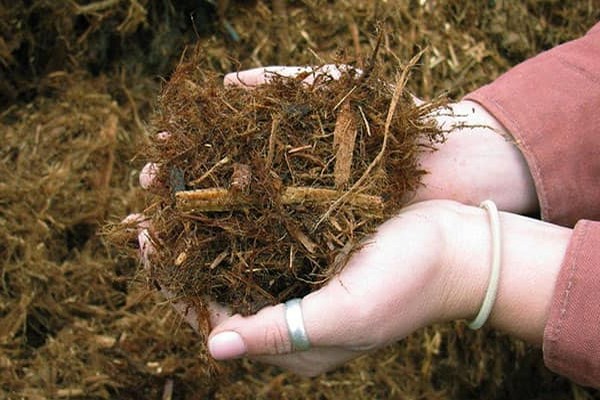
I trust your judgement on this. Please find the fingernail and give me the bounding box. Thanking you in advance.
[208,331,247,360]
[139,163,158,189]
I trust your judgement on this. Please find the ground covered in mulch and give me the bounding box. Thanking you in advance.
[1,1,598,398]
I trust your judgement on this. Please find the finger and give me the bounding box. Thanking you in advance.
[136,224,154,272]
[206,277,361,360]
[223,65,360,87]
[207,303,288,359]
[139,162,161,190]
[121,212,150,228]
[121,213,149,240]
[224,66,313,87]
[139,132,171,190]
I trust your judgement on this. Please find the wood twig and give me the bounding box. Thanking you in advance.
[265,117,279,169]
[176,187,383,213]
[73,0,120,14]
[188,157,230,187]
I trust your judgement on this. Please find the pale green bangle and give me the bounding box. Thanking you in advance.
[468,200,502,330]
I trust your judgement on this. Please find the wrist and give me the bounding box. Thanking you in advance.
[432,202,489,324]
[440,203,571,344]
[409,200,482,325]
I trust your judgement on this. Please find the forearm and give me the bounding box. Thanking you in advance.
[440,204,571,344]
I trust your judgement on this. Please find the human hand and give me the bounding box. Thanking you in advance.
[414,100,539,214]
[136,159,462,376]
[133,67,567,378]
[205,200,460,376]
[224,66,539,215]
[206,199,571,376]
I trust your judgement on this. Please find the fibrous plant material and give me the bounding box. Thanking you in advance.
[3,1,599,398]
[138,48,444,327]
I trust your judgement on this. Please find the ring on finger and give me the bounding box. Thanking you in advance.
[284,298,311,352]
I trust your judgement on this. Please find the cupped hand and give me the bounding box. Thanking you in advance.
[205,200,466,376]
[130,66,565,377]
[134,149,455,377]
[205,198,571,377]
[134,149,464,377]
[126,194,469,377]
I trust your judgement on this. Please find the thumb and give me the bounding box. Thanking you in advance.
[207,302,290,359]
[205,232,409,360]
[207,284,354,360]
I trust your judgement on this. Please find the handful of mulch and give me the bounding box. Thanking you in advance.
[135,50,444,332]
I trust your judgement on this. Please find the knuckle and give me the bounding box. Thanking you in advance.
[262,324,290,355]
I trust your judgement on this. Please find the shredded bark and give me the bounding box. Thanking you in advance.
[140,49,444,317]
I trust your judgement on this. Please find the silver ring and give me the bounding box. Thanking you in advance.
[284,298,311,352]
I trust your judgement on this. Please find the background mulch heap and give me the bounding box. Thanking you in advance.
[1,1,599,399]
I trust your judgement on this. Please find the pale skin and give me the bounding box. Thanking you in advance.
[136,66,571,377]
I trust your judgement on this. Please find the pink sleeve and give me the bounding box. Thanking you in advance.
[464,23,600,387]
[464,22,600,228]
[543,221,600,388]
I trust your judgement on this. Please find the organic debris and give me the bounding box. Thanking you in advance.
[136,50,444,322]
[1,0,599,398]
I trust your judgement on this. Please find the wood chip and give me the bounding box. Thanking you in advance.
[332,101,357,188]
[208,251,229,270]
[174,252,187,266]
[284,221,317,254]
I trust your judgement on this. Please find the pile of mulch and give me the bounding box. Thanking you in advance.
[135,48,444,326]
[1,1,598,398]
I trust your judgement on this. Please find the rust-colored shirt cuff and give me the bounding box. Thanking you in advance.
[543,220,600,388]
[463,22,600,227]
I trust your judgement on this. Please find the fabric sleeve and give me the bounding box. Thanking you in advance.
[543,220,600,388]
[464,22,600,228]
[464,22,600,387]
